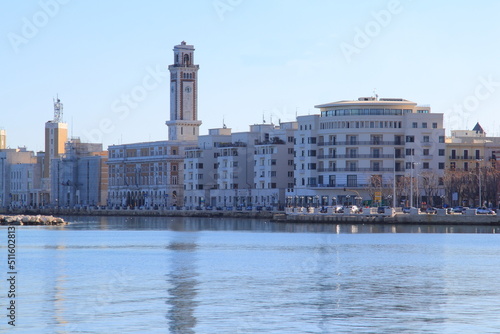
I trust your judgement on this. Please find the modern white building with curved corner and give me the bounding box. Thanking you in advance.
[287,97,446,208]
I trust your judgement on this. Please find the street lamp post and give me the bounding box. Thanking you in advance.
[477,159,483,207]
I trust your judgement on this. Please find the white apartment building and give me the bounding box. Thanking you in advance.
[288,97,446,208]
[183,127,232,207]
[252,122,297,209]
[0,148,41,208]
[183,122,297,209]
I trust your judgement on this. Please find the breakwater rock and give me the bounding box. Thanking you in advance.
[0,215,68,226]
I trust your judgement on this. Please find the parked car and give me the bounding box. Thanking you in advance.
[205,205,213,210]
[451,206,465,214]
[245,206,253,211]
[477,207,495,214]
[345,205,360,213]
[333,205,344,213]
[426,207,437,214]
[377,206,391,214]
[402,207,415,214]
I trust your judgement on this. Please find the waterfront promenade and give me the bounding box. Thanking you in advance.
[1,206,499,225]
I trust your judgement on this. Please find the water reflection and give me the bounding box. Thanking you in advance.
[166,239,199,333]
[63,215,500,234]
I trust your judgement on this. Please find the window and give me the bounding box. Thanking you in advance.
[308,163,317,170]
[464,150,469,159]
[438,149,445,156]
[412,122,418,128]
[308,150,316,157]
[439,136,445,143]
[328,175,336,186]
[423,136,430,143]
[450,162,456,170]
[422,122,427,128]
[423,162,429,169]
[371,135,382,144]
[475,150,480,160]
[308,137,317,144]
[406,162,412,169]
[439,162,444,169]
[423,149,429,156]
[347,175,357,187]
[432,122,438,129]
[464,162,469,171]
[307,177,317,186]
[406,136,415,143]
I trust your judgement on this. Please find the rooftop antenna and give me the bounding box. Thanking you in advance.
[53,95,63,122]
[373,88,379,100]
[222,115,227,129]
[295,107,298,118]
[262,112,266,124]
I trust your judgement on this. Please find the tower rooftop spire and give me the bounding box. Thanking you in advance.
[53,96,63,123]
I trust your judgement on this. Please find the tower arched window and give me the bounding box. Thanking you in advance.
[184,54,190,65]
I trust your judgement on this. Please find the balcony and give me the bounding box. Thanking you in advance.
[449,156,485,160]
[255,138,286,145]
[317,140,405,146]
[317,154,405,159]
[317,167,402,172]
[215,142,247,148]
[311,183,370,189]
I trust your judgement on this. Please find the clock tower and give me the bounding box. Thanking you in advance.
[166,41,202,141]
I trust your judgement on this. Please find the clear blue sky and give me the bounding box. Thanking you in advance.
[2,0,500,152]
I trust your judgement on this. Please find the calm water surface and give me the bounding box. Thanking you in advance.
[3,216,500,334]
